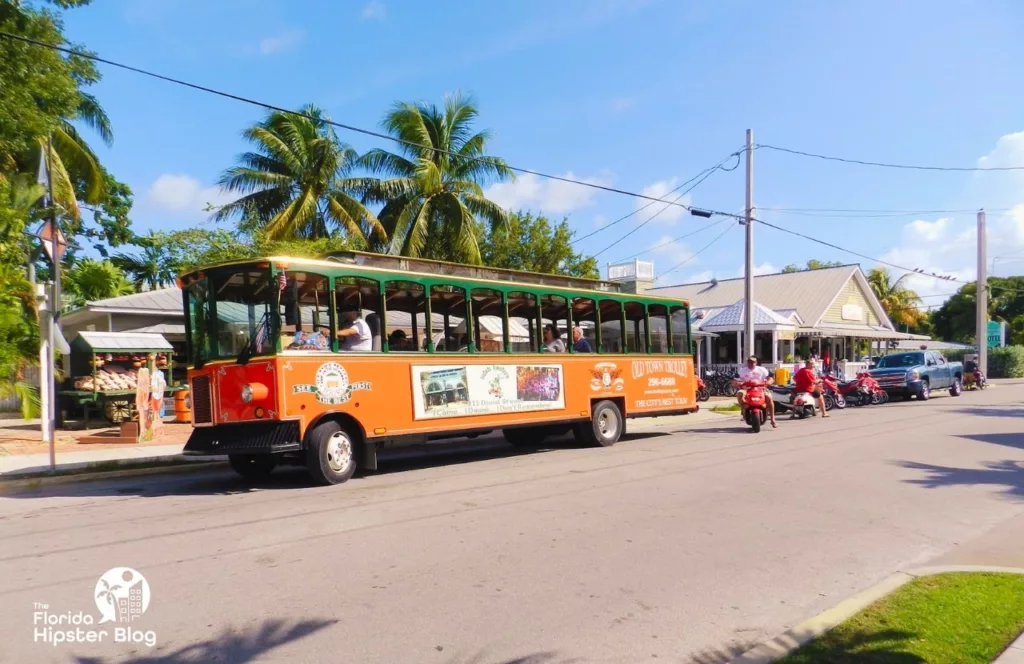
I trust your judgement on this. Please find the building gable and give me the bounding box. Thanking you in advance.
[820,275,882,326]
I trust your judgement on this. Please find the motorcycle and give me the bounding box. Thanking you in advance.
[740,380,769,433]
[837,374,873,406]
[696,377,711,402]
[856,372,888,405]
[818,374,846,410]
[769,385,818,419]
[964,360,987,390]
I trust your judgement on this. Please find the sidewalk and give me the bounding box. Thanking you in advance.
[0,419,195,478]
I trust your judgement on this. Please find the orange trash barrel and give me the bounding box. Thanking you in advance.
[174,389,191,423]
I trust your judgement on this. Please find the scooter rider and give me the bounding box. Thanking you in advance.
[734,355,776,428]
[794,358,829,418]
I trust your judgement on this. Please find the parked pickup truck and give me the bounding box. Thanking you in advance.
[868,351,963,401]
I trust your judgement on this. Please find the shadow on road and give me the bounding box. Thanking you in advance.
[951,406,1024,419]
[683,638,759,663]
[5,431,667,499]
[955,432,1024,450]
[899,459,1024,500]
[72,617,335,663]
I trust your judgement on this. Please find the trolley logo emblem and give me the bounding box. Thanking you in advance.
[293,362,371,405]
[590,362,624,392]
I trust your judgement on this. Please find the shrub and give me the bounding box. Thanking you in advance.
[941,348,968,364]
[988,346,1024,378]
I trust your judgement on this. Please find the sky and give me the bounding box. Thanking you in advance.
[57,0,1024,308]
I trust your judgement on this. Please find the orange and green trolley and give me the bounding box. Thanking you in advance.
[180,251,697,485]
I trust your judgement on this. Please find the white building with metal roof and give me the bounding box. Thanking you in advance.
[648,263,928,373]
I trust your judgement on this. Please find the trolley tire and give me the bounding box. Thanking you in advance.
[305,419,358,486]
[228,454,277,480]
[578,400,624,447]
[503,427,545,447]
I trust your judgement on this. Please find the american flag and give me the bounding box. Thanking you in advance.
[253,317,269,352]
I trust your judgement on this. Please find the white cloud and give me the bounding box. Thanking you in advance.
[147,174,235,215]
[485,171,613,215]
[634,177,692,224]
[594,214,608,227]
[361,1,386,20]
[258,29,305,55]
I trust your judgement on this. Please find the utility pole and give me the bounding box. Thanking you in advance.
[976,209,987,376]
[46,136,58,469]
[744,128,754,361]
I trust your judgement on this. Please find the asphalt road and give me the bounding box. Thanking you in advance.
[2,384,1024,663]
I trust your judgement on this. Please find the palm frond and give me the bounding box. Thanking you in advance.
[400,196,433,257]
[325,190,385,243]
[50,126,104,204]
[75,92,113,146]
[263,188,319,240]
[358,148,417,177]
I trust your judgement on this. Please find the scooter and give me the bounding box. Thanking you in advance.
[837,375,873,406]
[740,380,769,433]
[770,385,818,419]
[696,377,711,402]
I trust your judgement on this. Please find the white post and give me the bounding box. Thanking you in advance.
[735,331,742,364]
[977,210,988,375]
[744,129,755,365]
[38,283,50,445]
[771,330,778,366]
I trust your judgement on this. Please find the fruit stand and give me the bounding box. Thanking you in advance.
[59,331,182,425]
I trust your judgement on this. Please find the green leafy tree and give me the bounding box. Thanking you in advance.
[867,267,924,329]
[359,92,514,263]
[214,104,383,244]
[782,259,843,273]
[111,231,177,289]
[932,276,1024,342]
[62,258,133,308]
[477,211,599,278]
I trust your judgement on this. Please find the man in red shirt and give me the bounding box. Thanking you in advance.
[793,358,829,418]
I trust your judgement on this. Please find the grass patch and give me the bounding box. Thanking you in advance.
[778,573,1024,664]
[711,403,741,413]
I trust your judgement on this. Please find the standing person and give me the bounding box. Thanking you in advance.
[571,326,592,352]
[543,324,566,352]
[337,311,373,351]
[148,354,167,435]
[734,355,776,428]
[794,358,829,418]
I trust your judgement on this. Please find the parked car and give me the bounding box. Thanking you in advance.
[868,351,963,401]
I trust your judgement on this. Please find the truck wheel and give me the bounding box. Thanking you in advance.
[228,454,276,480]
[578,400,624,447]
[949,377,962,397]
[918,380,930,401]
[306,420,358,486]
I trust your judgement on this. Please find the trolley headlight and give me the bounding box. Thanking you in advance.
[241,382,268,403]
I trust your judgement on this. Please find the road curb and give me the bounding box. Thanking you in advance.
[0,456,228,493]
[730,566,1024,663]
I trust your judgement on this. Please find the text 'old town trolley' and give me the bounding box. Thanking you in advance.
[180,251,697,484]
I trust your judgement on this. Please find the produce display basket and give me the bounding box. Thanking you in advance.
[59,331,183,425]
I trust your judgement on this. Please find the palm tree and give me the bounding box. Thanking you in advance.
[359,92,514,263]
[112,232,177,290]
[867,267,924,329]
[214,105,384,244]
[63,259,134,309]
[40,92,113,220]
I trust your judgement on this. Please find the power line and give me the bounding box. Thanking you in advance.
[590,158,733,258]
[570,150,741,246]
[761,207,1015,219]
[656,222,736,278]
[756,143,1024,172]
[0,30,697,212]
[610,218,728,263]
[753,217,1024,295]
